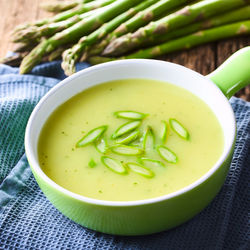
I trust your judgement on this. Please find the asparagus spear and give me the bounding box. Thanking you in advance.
[48,45,73,61]
[112,0,193,38]
[89,20,250,64]
[12,8,100,43]
[13,0,116,33]
[147,5,250,46]
[41,0,94,13]
[86,0,193,58]
[20,0,143,74]
[62,0,158,75]
[103,0,249,56]
[46,0,116,23]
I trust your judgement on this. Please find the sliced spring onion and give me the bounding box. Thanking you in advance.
[126,162,154,178]
[142,126,155,152]
[139,157,165,168]
[115,130,140,144]
[95,137,108,154]
[76,125,108,147]
[111,145,143,156]
[129,135,143,147]
[101,156,127,174]
[157,145,178,164]
[160,121,168,143]
[129,140,142,147]
[114,110,148,120]
[169,118,190,140]
[111,121,141,139]
[88,158,97,168]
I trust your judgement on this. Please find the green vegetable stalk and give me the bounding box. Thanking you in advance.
[13,0,116,33]
[12,8,99,43]
[89,20,250,64]
[86,0,193,58]
[103,0,249,56]
[147,5,250,46]
[62,0,156,75]
[113,0,193,37]
[41,0,94,13]
[20,0,143,74]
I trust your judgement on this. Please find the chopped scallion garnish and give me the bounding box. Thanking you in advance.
[114,110,148,120]
[76,125,108,147]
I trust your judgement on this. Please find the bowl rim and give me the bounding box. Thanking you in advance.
[25,59,236,207]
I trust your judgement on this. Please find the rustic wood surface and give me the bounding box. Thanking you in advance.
[0,0,249,100]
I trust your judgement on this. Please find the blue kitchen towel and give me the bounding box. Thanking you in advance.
[0,62,249,250]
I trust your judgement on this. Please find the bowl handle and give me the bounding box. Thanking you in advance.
[207,46,250,99]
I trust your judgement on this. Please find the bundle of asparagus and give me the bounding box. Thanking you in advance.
[1,0,249,75]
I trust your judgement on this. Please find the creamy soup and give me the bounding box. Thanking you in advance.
[38,79,224,201]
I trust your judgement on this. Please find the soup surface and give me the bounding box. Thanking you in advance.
[38,79,224,201]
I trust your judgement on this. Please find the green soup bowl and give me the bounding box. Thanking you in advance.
[25,47,250,235]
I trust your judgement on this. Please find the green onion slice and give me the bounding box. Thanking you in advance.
[111,145,143,156]
[126,162,154,178]
[95,137,108,154]
[142,126,155,152]
[160,121,168,143]
[114,110,148,120]
[157,145,178,163]
[76,125,108,147]
[129,140,142,147]
[139,157,165,167]
[88,158,97,168]
[101,156,127,174]
[129,135,143,147]
[115,130,140,144]
[111,121,141,139]
[169,118,190,140]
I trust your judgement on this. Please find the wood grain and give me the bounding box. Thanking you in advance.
[0,0,51,58]
[0,0,249,100]
[162,43,217,75]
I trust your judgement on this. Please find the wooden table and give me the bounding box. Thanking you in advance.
[0,0,249,100]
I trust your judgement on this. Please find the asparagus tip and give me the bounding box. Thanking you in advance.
[20,40,49,74]
[102,36,131,56]
[61,48,77,76]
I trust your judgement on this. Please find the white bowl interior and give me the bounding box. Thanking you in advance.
[25,59,235,205]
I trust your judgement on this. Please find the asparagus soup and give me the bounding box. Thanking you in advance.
[38,79,224,201]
